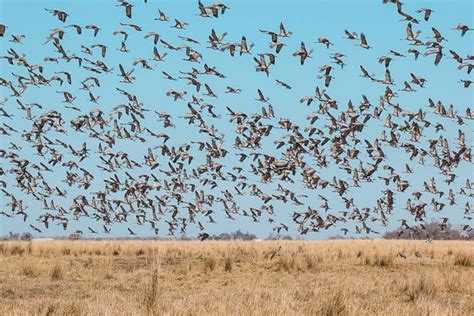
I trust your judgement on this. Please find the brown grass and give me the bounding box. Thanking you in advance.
[454,252,472,267]
[144,266,160,314]
[50,265,63,281]
[0,240,472,315]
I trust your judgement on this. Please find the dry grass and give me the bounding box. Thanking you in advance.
[50,265,63,281]
[454,252,472,267]
[0,240,472,315]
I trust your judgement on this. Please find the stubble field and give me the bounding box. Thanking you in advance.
[0,239,472,315]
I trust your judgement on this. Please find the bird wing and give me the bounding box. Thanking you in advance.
[119,64,127,77]
[280,22,286,34]
[385,69,392,82]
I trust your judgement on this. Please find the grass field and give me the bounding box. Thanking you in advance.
[0,239,472,315]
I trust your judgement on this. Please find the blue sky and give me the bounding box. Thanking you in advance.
[0,0,473,239]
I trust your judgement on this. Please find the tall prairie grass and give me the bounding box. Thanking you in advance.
[0,240,472,315]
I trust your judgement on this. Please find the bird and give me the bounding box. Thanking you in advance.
[0,24,7,37]
[458,80,472,88]
[116,0,133,19]
[256,89,270,103]
[431,27,446,42]
[316,37,333,49]
[225,86,241,94]
[10,34,26,44]
[344,30,358,41]
[279,23,292,37]
[397,250,407,259]
[276,79,292,89]
[86,24,100,37]
[30,224,43,233]
[172,19,188,29]
[66,24,82,34]
[120,22,142,32]
[292,42,313,65]
[156,9,169,22]
[197,0,212,17]
[356,33,371,49]
[453,24,473,37]
[44,8,69,23]
[416,8,433,21]
[198,232,210,241]
[239,36,254,55]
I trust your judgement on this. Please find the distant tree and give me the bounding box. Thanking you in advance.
[212,232,231,240]
[68,232,82,240]
[383,221,473,240]
[211,230,257,240]
[8,232,20,240]
[328,235,347,240]
[266,233,293,240]
[20,232,33,241]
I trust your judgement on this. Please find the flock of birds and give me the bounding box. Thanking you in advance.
[0,0,473,240]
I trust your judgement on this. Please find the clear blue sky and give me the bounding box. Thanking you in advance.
[0,0,472,239]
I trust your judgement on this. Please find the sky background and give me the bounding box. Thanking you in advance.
[0,0,473,239]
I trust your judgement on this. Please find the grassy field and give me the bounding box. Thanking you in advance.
[0,239,472,315]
